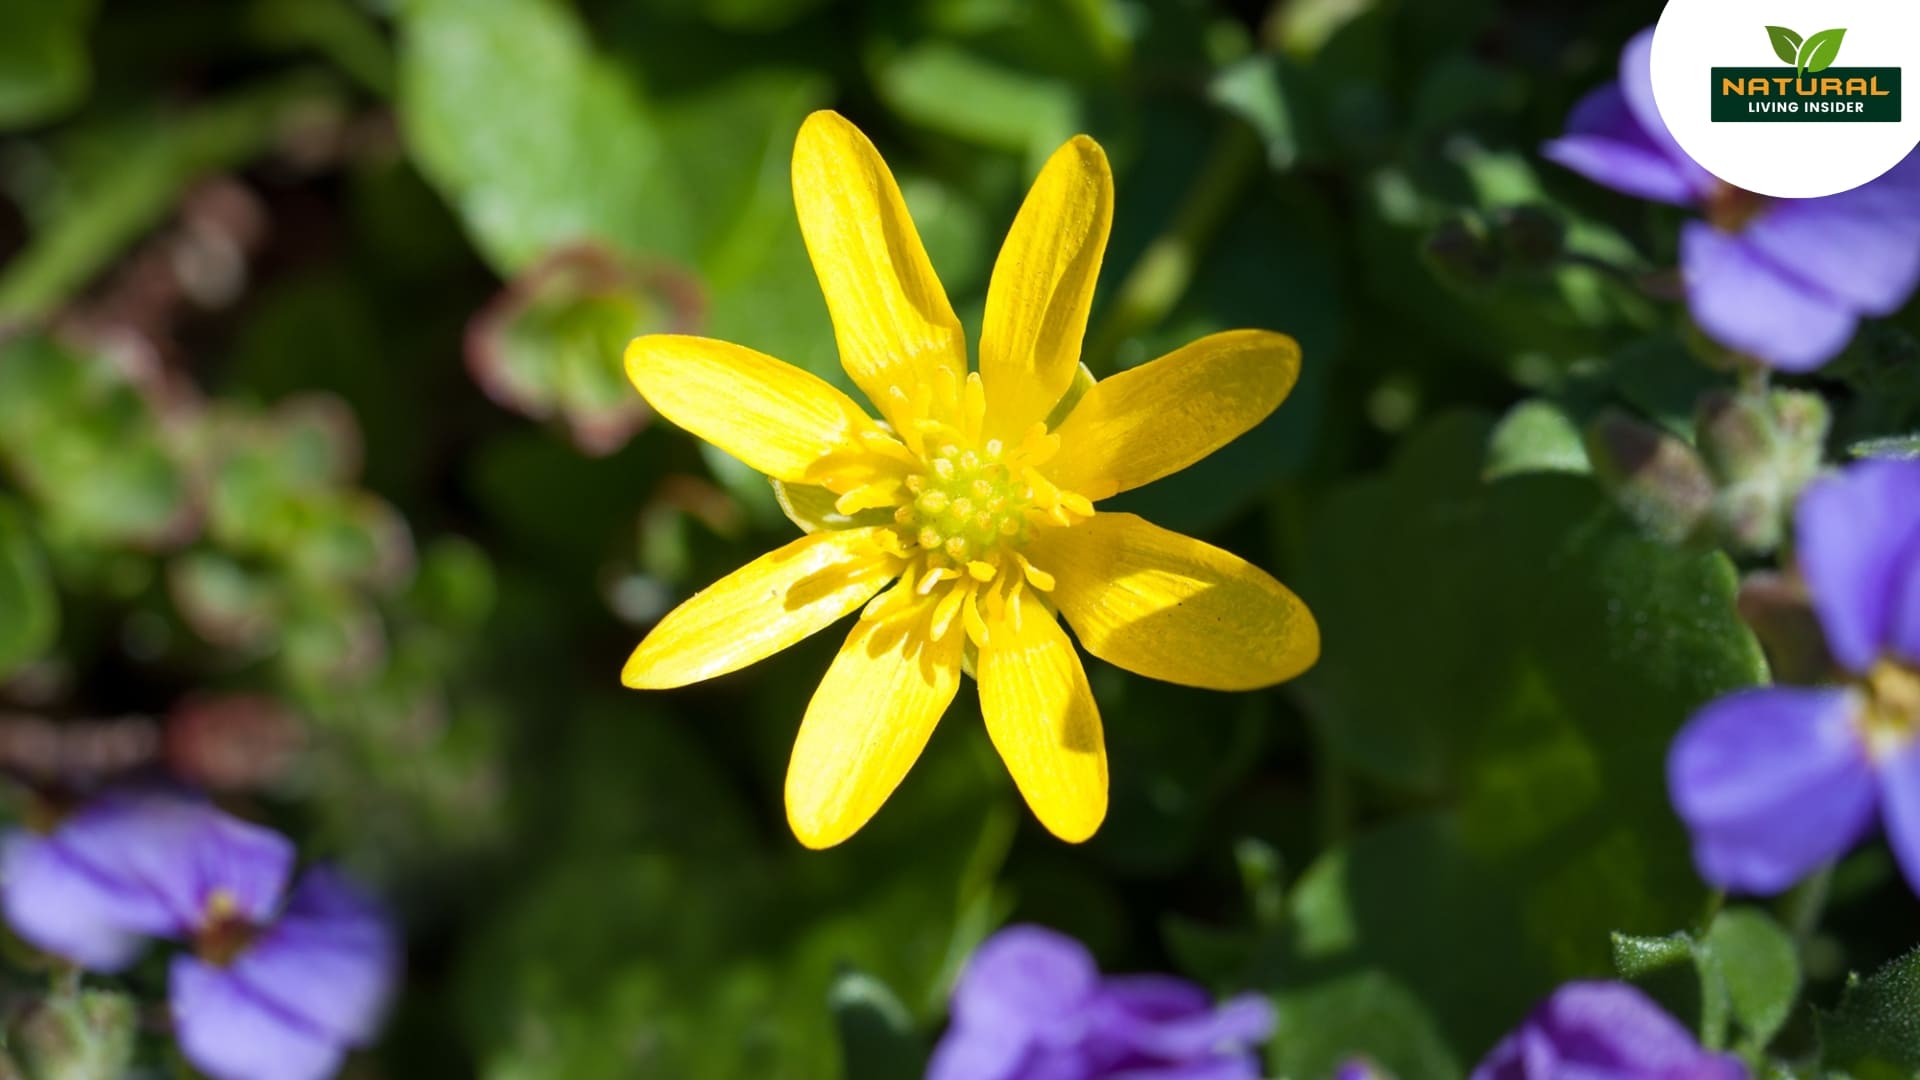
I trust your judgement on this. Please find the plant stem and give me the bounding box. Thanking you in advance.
[1780,861,1833,943]
[1698,887,1727,931]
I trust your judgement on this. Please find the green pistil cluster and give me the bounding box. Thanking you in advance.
[896,441,1030,564]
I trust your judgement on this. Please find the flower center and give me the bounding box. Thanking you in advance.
[1705,182,1770,232]
[813,372,1095,650]
[897,442,1038,562]
[1861,658,1920,759]
[195,887,260,967]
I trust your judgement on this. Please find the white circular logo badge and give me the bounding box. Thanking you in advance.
[1651,0,1920,197]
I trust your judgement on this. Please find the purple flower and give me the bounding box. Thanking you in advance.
[171,867,397,1080]
[928,924,1274,1080]
[1472,981,1746,1080]
[1544,28,1920,372]
[0,793,398,1080]
[1670,459,1920,894]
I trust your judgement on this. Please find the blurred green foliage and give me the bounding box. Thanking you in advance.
[1,0,1918,1078]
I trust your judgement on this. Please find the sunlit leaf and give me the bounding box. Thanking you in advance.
[0,498,58,679]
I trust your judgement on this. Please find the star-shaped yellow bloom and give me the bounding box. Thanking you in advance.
[623,111,1319,849]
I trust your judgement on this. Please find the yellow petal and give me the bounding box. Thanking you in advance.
[1029,512,1318,691]
[791,111,966,432]
[623,528,901,689]
[625,334,883,483]
[978,609,1107,842]
[980,136,1114,438]
[1044,330,1301,500]
[785,605,964,848]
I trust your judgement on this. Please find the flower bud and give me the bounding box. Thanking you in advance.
[1423,217,1499,284]
[1694,389,1775,484]
[1736,571,1835,685]
[1584,409,1713,544]
[466,244,704,457]
[1769,389,1830,485]
[1491,205,1565,269]
[10,989,135,1080]
[1692,388,1831,554]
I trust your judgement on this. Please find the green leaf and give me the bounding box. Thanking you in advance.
[398,0,673,272]
[1702,908,1800,1050]
[1612,931,1694,979]
[1849,434,1920,460]
[458,710,1011,1080]
[0,498,58,680]
[0,0,97,128]
[830,972,928,1080]
[1798,28,1846,75]
[869,38,1078,161]
[1283,413,1766,1056]
[1485,399,1589,480]
[0,76,337,322]
[470,246,685,455]
[408,537,497,631]
[399,0,821,272]
[1819,946,1920,1073]
[0,334,193,548]
[397,0,836,381]
[1273,0,1382,58]
[1766,26,1804,67]
[1268,968,1462,1080]
[1610,910,1801,1053]
[246,0,395,96]
[1269,816,1524,1074]
[1206,56,1300,171]
[1102,182,1343,535]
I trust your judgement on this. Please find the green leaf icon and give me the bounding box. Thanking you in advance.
[1765,25,1804,65]
[1798,27,1847,75]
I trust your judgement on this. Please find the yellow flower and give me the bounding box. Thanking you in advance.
[622,111,1319,849]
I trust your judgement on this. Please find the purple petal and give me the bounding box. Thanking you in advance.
[1617,27,1718,199]
[1093,984,1275,1061]
[1473,982,1745,1079]
[1544,85,1703,205]
[1877,740,1920,898]
[1467,1028,1525,1080]
[1470,1024,1564,1080]
[49,793,292,932]
[951,925,1100,1044]
[1851,148,1920,202]
[1738,195,1920,318]
[1531,982,1710,1070]
[21,794,213,940]
[1796,460,1920,672]
[1,832,150,971]
[1897,551,1920,669]
[1106,1058,1263,1080]
[1100,976,1213,1019]
[1669,687,1878,894]
[926,1028,1037,1080]
[227,869,398,1044]
[1680,221,1858,372]
[170,956,345,1080]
